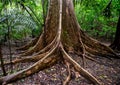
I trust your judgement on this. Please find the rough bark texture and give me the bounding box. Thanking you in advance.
[0,0,119,85]
[16,37,39,51]
[110,16,120,51]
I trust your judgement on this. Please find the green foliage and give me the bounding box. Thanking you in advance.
[74,0,119,40]
[0,0,43,42]
[0,9,33,40]
[0,0,119,42]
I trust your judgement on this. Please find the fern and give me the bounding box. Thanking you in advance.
[0,8,41,41]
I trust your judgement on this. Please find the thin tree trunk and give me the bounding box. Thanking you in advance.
[41,0,49,46]
[0,44,7,76]
[110,16,120,51]
[7,18,13,73]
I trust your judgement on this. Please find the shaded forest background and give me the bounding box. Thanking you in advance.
[0,0,119,43]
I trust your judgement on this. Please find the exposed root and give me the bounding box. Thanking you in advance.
[33,36,57,56]
[0,34,61,84]
[85,55,99,63]
[1,48,58,67]
[16,37,39,50]
[81,30,120,58]
[82,55,86,68]
[63,61,71,85]
[78,28,86,67]
[1,42,102,84]
[75,51,99,64]
[0,40,60,84]
[60,44,101,85]
[0,54,59,84]
[1,57,38,66]
[20,34,44,56]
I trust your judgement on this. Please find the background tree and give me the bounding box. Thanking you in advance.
[75,0,118,40]
[0,0,43,43]
[0,43,6,76]
[110,15,120,51]
[109,0,120,51]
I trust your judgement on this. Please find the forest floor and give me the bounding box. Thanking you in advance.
[0,40,120,85]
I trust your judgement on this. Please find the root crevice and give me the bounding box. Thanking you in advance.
[60,44,101,85]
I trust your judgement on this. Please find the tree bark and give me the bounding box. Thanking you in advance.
[110,16,120,51]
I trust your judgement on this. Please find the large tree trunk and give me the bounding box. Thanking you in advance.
[110,16,120,51]
[0,0,119,85]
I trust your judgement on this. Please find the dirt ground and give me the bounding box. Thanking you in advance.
[0,41,120,85]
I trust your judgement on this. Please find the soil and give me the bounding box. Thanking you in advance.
[0,41,120,85]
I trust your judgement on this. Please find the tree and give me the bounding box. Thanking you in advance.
[0,0,119,85]
[103,0,112,18]
[107,0,120,51]
[110,16,120,51]
[0,43,6,76]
